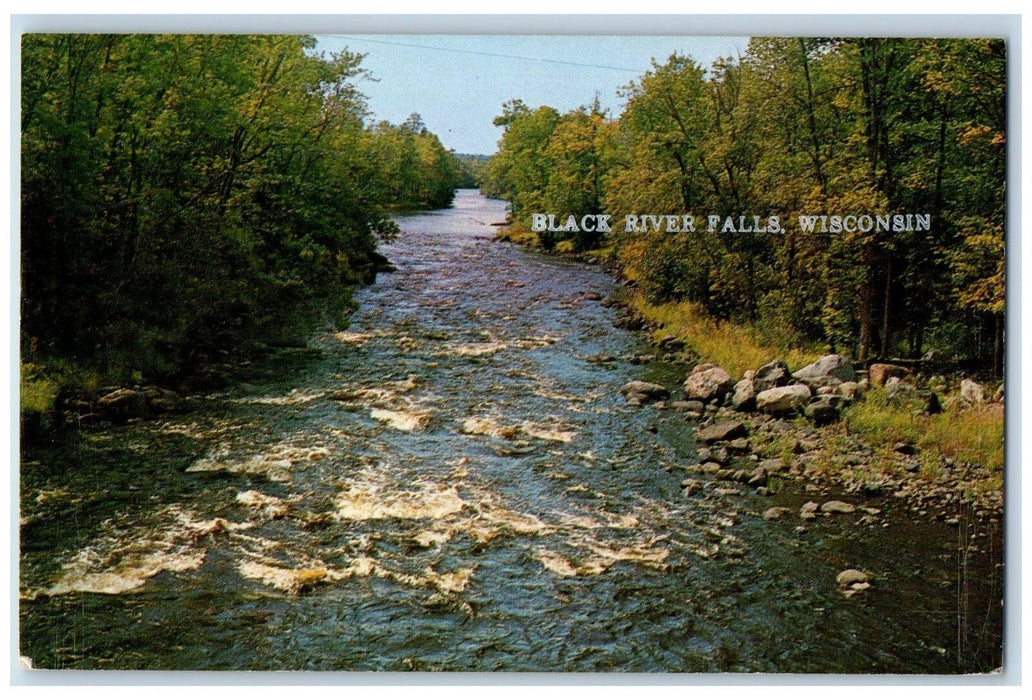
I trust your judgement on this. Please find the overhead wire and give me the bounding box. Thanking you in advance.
[314,34,647,74]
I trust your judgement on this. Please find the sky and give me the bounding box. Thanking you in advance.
[314,35,750,155]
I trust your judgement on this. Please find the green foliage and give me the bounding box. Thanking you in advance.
[486,38,1006,373]
[454,153,490,188]
[482,99,614,250]
[365,115,463,209]
[21,34,459,386]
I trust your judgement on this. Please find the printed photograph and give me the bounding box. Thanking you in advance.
[17,26,1008,674]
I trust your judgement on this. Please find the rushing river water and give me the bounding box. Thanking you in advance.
[19,190,1003,674]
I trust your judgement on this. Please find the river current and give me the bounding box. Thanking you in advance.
[19,190,1002,673]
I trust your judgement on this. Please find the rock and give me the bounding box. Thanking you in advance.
[838,381,863,400]
[682,479,702,497]
[696,447,712,462]
[747,467,768,486]
[836,569,871,587]
[894,442,916,456]
[804,397,840,427]
[708,446,730,465]
[869,363,910,387]
[793,354,856,388]
[715,468,735,481]
[763,507,792,520]
[695,420,747,443]
[759,457,787,474]
[926,391,942,415]
[683,364,733,403]
[620,380,670,405]
[754,359,793,393]
[673,399,706,413]
[727,438,751,452]
[700,462,723,474]
[885,377,919,402]
[614,308,647,330]
[731,377,757,412]
[584,291,603,301]
[820,500,856,514]
[658,335,685,351]
[961,378,985,404]
[800,501,819,520]
[96,388,148,421]
[755,384,812,414]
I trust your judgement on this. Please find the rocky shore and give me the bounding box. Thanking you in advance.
[615,338,1004,549]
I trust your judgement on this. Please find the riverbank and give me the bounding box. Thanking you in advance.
[496,223,1005,527]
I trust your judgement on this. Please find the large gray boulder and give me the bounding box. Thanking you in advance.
[731,377,757,411]
[755,384,812,414]
[960,378,985,404]
[683,364,733,403]
[96,388,148,421]
[793,354,856,387]
[754,359,793,393]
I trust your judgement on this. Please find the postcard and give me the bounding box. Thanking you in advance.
[15,19,1012,677]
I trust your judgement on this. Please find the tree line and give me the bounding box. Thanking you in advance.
[481,38,1006,373]
[21,34,462,383]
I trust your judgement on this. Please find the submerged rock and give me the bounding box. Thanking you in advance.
[836,568,871,587]
[620,380,670,405]
[820,500,856,514]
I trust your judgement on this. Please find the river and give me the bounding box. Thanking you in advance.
[19,189,1003,673]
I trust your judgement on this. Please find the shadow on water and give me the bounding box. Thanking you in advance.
[19,190,1002,673]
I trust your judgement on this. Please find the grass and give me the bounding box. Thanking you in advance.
[495,224,541,247]
[21,370,59,415]
[844,387,1004,470]
[20,360,105,418]
[629,296,823,378]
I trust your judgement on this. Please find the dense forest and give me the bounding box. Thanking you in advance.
[21,34,462,395]
[482,38,1006,374]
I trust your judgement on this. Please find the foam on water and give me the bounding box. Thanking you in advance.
[370,407,432,432]
[41,508,250,596]
[334,483,466,521]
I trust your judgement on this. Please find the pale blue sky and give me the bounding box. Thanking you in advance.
[315,35,749,155]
